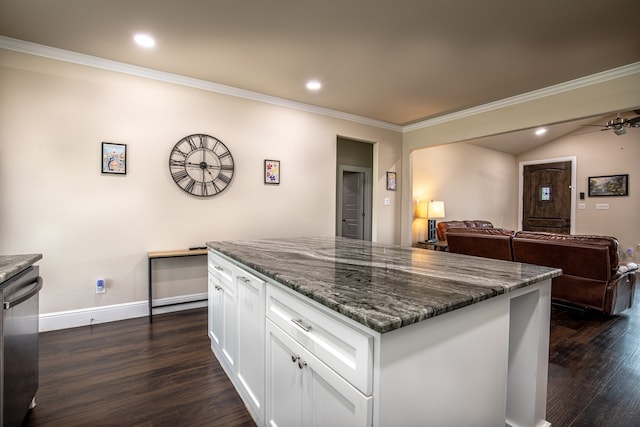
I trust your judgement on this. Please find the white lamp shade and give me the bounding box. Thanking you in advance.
[427,201,445,219]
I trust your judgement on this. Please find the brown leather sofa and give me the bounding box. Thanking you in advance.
[444,224,637,315]
[512,231,636,315]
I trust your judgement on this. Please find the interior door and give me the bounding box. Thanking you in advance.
[341,171,365,240]
[522,161,572,233]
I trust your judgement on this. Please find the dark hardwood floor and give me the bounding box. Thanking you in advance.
[23,309,255,427]
[23,290,640,426]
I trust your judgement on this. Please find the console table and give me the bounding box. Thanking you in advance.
[147,248,208,322]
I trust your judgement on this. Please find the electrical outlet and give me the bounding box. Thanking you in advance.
[96,278,106,294]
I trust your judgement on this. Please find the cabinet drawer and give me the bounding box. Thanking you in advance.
[266,284,373,395]
[208,251,234,285]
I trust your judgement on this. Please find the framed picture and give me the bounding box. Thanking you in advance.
[588,174,628,197]
[386,172,397,191]
[264,159,280,184]
[102,142,127,174]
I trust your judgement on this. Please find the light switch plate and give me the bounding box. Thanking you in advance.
[578,203,586,210]
[595,203,609,210]
[384,197,391,206]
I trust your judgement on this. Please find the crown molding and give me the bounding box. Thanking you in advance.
[2,36,637,135]
[403,61,640,133]
[0,36,402,132]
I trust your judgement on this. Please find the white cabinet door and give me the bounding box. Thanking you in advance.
[220,278,236,370]
[266,320,371,427]
[208,273,223,347]
[208,271,236,372]
[236,271,266,423]
[303,349,372,427]
[266,320,303,427]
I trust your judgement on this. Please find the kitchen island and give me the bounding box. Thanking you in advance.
[207,236,561,427]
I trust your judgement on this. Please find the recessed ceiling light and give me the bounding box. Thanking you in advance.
[306,80,322,91]
[134,33,156,48]
[535,128,547,136]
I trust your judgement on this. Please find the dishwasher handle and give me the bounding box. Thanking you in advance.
[4,276,43,310]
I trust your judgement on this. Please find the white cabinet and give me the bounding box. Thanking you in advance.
[208,250,372,427]
[235,269,266,422]
[208,251,265,425]
[266,320,372,427]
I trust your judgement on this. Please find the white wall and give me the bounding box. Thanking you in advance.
[0,49,402,320]
[411,142,517,243]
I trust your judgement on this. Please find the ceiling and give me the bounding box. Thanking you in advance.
[1,0,639,128]
[465,110,640,154]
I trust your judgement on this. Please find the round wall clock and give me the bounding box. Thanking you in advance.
[169,133,235,197]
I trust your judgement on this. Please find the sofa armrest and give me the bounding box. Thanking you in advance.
[604,270,636,315]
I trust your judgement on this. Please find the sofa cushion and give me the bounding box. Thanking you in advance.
[446,228,515,261]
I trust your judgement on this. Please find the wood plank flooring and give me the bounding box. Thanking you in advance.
[23,289,640,426]
[23,309,255,427]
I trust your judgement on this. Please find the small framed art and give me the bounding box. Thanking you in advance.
[386,172,397,191]
[102,142,127,174]
[265,159,280,184]
[588,174,628,197]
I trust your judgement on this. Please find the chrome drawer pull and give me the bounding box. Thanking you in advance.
[291,318,311,332]
[238,276,251,283]
[214,285,222,291]
[291,354,300,363]
[298,359,307,370]
[214,266,224,272]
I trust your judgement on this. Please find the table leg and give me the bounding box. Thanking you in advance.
[148,257,153,323]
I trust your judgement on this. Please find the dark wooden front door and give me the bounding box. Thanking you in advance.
[523,161,571,234]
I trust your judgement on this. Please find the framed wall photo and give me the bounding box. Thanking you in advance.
[386,172,397,191]
[264,159,280,184]
[588,174,628,197]
[102,142,127,174]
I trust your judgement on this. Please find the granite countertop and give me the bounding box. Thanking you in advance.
[207,236,561,334]
[0,254,43,285]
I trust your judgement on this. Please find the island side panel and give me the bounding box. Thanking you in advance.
[506,279,552,427]
[374,281,552,427]
[375,290,510,427]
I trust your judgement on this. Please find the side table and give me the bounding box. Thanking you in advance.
[415,241,449,251]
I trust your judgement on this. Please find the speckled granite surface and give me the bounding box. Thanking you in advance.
[207,236,561,334]
[0,254,43,285]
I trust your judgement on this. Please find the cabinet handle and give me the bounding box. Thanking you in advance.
[298,360,307,370]
[291,354,300,363]
[214,266,224,272]
[238,276,251,283]
[291,318,312,332]
[214,285,222,291]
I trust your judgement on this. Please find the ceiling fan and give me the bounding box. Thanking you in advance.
[579,110,640,136]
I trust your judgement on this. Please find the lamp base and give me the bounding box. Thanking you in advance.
[427,219,437,242]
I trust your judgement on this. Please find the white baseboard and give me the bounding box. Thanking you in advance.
[39,293,208,332]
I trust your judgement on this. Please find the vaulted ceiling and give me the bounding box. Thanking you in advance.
[1,0,639,129]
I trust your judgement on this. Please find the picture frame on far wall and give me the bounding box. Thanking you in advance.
[102,142,127,174]
[386,172,397,191]
[264,159,280,184]
[588,174,628,197]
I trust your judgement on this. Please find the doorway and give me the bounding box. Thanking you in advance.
[336,138,373,241]
[520,158,576,234]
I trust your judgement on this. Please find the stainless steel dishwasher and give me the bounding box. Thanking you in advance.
[1,265,42,426]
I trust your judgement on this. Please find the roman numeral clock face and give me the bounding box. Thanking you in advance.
[169,134,235,197]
